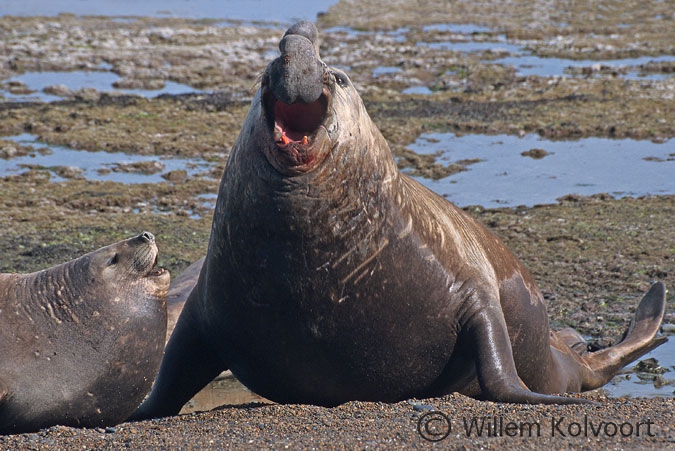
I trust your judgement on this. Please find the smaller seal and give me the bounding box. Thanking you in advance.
[0,232,170,434]
[165,256,203,343]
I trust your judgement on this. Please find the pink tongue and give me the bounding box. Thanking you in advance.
[274,99,324,141]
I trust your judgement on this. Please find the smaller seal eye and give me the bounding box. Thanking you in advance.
[332,71,349,88]
[108,254,119,267]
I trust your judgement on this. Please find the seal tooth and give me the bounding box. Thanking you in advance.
[273,124,283,141]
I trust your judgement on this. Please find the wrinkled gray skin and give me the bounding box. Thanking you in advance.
[0,232,169,434]
[131,22,667,419]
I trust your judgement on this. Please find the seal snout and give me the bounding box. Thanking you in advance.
[140,231,155,243]
[126,232,168,282]
[261,21,331,171]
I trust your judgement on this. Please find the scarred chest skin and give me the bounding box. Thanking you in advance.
[204,88,519,402]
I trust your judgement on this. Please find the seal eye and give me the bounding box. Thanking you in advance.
[108,254,119,267]
[332,70,349,88]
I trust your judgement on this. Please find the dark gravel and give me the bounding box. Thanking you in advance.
[1,394,673,450]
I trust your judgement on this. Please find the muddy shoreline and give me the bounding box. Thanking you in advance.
[1,0,674,448]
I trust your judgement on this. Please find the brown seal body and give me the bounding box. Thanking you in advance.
[131,22,667,419]
[165,256,203,344]
[0,232,169,434]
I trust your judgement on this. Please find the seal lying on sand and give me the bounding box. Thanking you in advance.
[131,22,667,418]
[0,232,169,434]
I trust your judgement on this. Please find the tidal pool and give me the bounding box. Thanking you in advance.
[421,37,675,80]
[3,71,200,103]
[1,0,338,23]
[602,336,674,399]
[406,133,675,208]
[496,54,675,80]
[0,133,213,183]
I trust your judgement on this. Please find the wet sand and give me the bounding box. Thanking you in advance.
[0,394,673,449]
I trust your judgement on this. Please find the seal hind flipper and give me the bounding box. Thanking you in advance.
[579,282,667,390]
[467,295,593,404]
[618,282,667,347]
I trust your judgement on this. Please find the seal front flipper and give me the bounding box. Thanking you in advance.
[466,295,593,404]
[128,290,226,421]
[578,282,667,390]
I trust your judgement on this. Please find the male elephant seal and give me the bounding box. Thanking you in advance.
[0,232,169,434]
[131,22,667,419]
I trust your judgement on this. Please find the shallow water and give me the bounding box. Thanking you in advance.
[3,131,674,208]
[325,23,675,83]
[1,0,338,23]
[420,36,675,81]
[1,1,337,102]
[602,336,674,398]
[416,24,675,81]
[0,133,212,183]
[4,70,200,102]
[406,133,675,208]
[496,54,675,80]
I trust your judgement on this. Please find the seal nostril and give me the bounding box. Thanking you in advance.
[140,232,155,243]
[270,32,323,105]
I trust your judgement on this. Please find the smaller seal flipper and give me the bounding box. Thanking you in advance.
[165,257,204,343]
[0,379,7,406]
